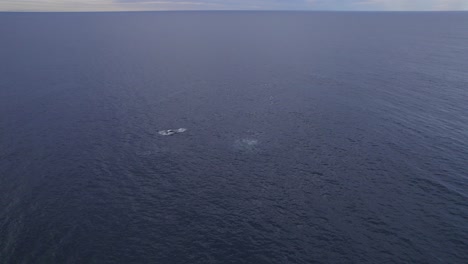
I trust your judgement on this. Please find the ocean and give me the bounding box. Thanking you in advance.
[1,11,467,263]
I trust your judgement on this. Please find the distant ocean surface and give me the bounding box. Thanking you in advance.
[1,12,467,263]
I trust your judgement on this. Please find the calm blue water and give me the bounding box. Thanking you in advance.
[1,12,467,263]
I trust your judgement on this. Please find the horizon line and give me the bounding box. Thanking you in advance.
[1,10,468,13]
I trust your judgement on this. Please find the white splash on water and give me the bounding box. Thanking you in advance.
[158,128,187,136]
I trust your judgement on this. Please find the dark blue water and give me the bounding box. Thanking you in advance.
[1,12,467,263]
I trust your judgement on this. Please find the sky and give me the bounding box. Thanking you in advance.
[1,0,467,12]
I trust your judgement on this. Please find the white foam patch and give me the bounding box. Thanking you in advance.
[158,128,187,136]
[234,138,259,151]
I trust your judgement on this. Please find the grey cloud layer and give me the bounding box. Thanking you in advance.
[115,0,467,10]
[1,0,467,11]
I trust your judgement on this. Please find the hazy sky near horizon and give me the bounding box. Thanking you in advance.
[1,0,467,12]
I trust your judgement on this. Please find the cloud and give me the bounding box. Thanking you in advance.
[354,0,468,11]
[0,0,467,12]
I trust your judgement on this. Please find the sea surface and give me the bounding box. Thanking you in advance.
[1,12,467,263]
